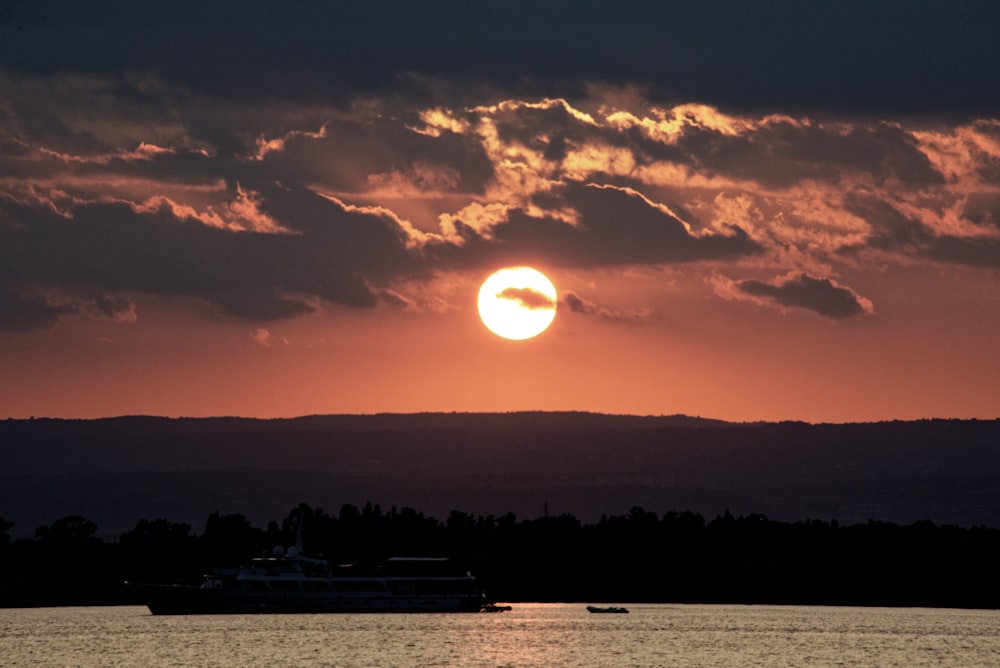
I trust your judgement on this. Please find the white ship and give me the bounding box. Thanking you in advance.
[129,531,485,614]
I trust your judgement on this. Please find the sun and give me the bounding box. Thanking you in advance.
[478,267,557,340]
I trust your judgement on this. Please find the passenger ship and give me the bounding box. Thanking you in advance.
[129,542,485,614]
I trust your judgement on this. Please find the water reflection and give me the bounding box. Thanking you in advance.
[3,604,999,667]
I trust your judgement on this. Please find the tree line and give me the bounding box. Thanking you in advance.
[2,503,999,609]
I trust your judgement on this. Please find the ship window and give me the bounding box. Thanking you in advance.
[269,580,301,591]
[387,581,415,594]
[333,580,386,592]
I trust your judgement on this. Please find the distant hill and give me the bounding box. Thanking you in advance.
[2,413,998,537]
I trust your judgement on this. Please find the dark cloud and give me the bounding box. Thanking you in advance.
[253,116,495,198]
[0,186,424,327]
[437,184,760,270]
[731,272,874,319]
[961,194,1000,233]
[845,195,1000,268]
[497,287,555,310]
[563,291,649,321]
[0,287,72,331]
[0,284,135,331]
[568,184,760,264]
[563,292,590,314]
[923,236,1000,269]
[456,101,946,195]
[77,294,137,322]
[678,120,944,189]
[1,5,997,334]
[973,125,1000,182]
[2,1,997,116]
[843,195,931,252]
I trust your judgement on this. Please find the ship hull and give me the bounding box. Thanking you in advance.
[131,583,484,614]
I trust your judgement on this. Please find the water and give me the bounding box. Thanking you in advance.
[3,604,999,667]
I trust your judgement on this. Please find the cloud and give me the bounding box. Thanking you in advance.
[1,59,998,332]
[0,178,425,327]
[844,194,1000,268]
[714,272,875,319]
[497,287,555,310]
[71,294,138,324]
[377,289,416,310]
[3,2,998,116]
[250,328,288,348]
[0,287,73,332]
[563,291,650,321]
[251,114,495,202]
[923,236,1000,269]
[375,287,451,315]
[433,183,760,271]
[0,286,137,332]
[601,109,943,189]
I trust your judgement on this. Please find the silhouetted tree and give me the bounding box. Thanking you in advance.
[6,516,124,606]
[35,515,100,544]
[200,512,266,566]
[121,518,194,548]
[3,504,1000,609]
[274,503,337,555]
[383,506,441,555]
[119,519,199,584]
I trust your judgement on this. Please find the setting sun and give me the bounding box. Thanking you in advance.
[477,267,557,340]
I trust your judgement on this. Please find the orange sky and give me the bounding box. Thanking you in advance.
[1,3,998,422]
[3,260,997,422]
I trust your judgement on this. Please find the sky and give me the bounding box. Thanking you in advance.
[1,1,998,422]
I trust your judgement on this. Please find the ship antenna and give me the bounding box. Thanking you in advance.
[295,508,305,554]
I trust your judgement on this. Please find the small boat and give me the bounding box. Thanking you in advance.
[586,605,629,613]
[482,604,512,613]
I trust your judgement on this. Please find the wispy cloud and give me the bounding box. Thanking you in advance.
[250,328,289,348]
[563,291,650,321]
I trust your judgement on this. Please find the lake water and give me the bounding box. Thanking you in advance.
[2,603,999,667]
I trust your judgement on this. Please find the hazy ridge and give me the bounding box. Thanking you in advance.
[2,413,998,537]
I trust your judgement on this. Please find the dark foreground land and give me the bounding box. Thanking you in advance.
[2,502,999,610]
[3,413,999,608]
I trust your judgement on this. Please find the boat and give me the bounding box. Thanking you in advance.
[128,538,486,614]
[586,605,629,613]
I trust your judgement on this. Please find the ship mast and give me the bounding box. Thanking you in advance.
[294,508,305,554]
